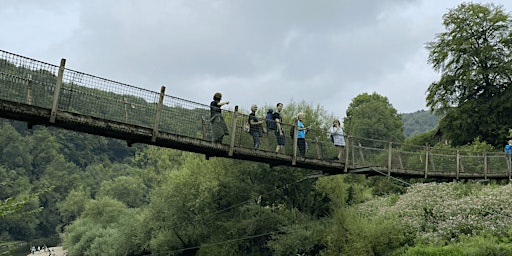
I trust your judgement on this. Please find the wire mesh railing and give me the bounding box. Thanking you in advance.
[0,49,511,178]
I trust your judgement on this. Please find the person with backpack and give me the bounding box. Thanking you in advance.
[273,103,286,153]
[328,119,346,160]
[210,92,230,143]
[249,104,264,149]
[265,108,276,131]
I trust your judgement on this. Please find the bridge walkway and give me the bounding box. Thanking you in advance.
[1,49,510,180]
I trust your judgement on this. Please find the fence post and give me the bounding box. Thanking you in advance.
[424,144,429,179]
[201,117,207,139]
[388,142,392,176]
[456,149,460,181]
[358,143,364,165]
[483,151,488,180]
[26,74,33,105]
[315,137,321,159]
[291,121,298,165]
[50,58,66,123]
[509,154,512,180]
[344,136,349,172]
[151,86,166,143]
[122,96,128,123]
[228,106,239,157]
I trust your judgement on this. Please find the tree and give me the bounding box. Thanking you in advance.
[426,3,512,146]
[97,176,148,208]
[343,92,405,144]
[402,110,439,138]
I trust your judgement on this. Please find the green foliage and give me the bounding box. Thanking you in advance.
[97,176,148,208]
[282,99,337,129]
[63,197,135,256]
[58,187,92,224]
[426,3,512,147]
[402,110,439,138]
[403,234,512,256]
[404,129,438,147]
[344,92,405,143]
[268,221,326,256]
[358,182,512,246]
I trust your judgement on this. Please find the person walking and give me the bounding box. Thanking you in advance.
[210,92,230,143]
[295,112,310,159]
[328,119,346,160]
[249,104,264,149]
[505,139,512,174]
[273,103,286,153]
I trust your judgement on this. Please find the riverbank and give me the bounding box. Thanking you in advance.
[26,246,67,256]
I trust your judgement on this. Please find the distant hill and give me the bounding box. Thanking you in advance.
[402,110,439,137]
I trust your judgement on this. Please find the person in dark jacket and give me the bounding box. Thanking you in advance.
[210,92,229,143]
[249,104,264,149]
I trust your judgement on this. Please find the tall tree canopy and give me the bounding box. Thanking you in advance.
[343,92,404,143]
[426,3,512,146]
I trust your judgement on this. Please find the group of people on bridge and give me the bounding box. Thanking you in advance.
[209,92,346,160]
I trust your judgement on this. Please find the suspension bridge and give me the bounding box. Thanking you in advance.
[0,49,510,180]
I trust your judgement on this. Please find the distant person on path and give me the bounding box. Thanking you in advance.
[210,92,230,143]
[294,112,310,158]
[273,103,286,153]
[505,139,512,173]
[329,119,346,160]
[249,104,265,149]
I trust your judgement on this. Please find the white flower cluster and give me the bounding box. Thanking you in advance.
[357,182,512,244]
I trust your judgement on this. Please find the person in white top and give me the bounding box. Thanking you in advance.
[328,119,345,160]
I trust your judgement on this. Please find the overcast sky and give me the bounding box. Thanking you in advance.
[2,0,511,117]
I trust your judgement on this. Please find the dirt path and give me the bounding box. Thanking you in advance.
[26,246,67,256]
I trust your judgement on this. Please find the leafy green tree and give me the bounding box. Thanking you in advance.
[426,3,512,146]
[58,186,92,224]
[0,122,32,173]
[343,92,405,144]
[282,99,337,129]
[402,110,439,138]
[97,176,148,208]
[63,197,132,256]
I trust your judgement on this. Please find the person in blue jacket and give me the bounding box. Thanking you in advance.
[505,139,512,173]
[295,112,310,158]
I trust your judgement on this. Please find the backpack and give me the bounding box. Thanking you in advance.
[289,125,295,138]
[244,115,253,133]
[243,119,250,133]
[265,109,277,130]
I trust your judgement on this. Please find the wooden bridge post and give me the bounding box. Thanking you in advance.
[50,58,66,123]
[388,142,392,176]
[456,149,460,181]
[26,74,33,105]
[291,120,298,165]
[483,151,488,180]
[122,96,128,123]
[228,106,239,157]
[151,86,166,142]
[201,117,207,140]
[509,155,512,181]
[424,144,429,179]
[344,136,349,172]
[315,137,321,160]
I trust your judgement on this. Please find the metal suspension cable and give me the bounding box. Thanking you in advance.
[165,173,315,231]
[369,167,412,186]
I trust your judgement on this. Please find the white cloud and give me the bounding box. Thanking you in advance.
[1,0,511,119]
